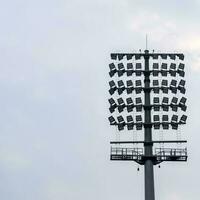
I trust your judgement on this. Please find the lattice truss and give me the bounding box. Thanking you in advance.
[108,52,188,165]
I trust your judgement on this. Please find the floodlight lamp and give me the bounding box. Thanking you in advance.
[160,54,167,59]
[171,114,178,130]
[178,63,185,77]
[135,97,143,112]
[118,54,125,61]
[162,115,169,129]
[126,80,134,94]
[178,63,185,70]
[153,97,160,111]
[136,63,142,69]
[170,79,177,94]
[178,71,185,77]
[169,63,176,77]
[136,115,143,130]
[153,115,160,122]
[179,97,187,111]
[171,97,178,112]
[153,80,159,86]
[117,63,125,77]
[135,80,142,94]
[126,54,133,60]
[153,115,160,129]
[171,114,178,122]
[178,79,186,94]
[152,63,159,76]
[117,116,125,131]
[162,97,169,111]
[180,115,187,124]
[152,54,159,59]
[177,54,184,60]
[179,79,185,87]
[117,98,126,113]
[162,115,168,121]
[171,123,178,130]
[111,53,117,60]
[117,80,125,95]
[108,98,117,113]
[127,63,134,76]
[127,115,134,130]
[109,80,117,95]
[126,97,134,112]
[135,54,141,60]
[108,116,116,125]
[161,63,168,76]
[152,80,159,93]
[169,54,176,60]
[161,79,168,93]
[109,63,117,77]
[135,63,142,76]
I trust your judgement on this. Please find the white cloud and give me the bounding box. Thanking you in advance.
[165,193,182,200]
[127,10,200,71]
[179,34,200,51]
[0,150,32,171]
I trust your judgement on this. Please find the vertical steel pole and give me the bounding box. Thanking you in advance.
[144,50,155,200]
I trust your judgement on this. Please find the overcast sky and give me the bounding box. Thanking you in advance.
[0,0,199,200]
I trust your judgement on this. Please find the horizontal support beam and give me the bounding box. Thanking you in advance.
[110,53,184,60]
[110,122,186,126]
[110,140,187,144]
[110,103,186,109]
[109,86,186,96]
[111,70,183,73]
[110,86,186,92]
[111,53,184,55]
[110,53,184,57]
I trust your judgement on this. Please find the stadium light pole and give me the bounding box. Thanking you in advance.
[108,49,188,200]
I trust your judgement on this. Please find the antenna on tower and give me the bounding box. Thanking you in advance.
[146,34,148,50]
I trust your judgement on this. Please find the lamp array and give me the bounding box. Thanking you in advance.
[108,114,187,131]
[109,79,186,95]
[108,96,187,113]
[109,62,185,77]
[108,52,187,132]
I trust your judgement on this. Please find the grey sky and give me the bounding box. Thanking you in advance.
[0,0,199,200]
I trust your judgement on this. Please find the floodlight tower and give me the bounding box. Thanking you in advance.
[108,49,187,200]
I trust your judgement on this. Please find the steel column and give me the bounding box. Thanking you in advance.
[144,50,155,200]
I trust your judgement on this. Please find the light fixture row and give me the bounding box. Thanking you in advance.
[109,63,185,77]
[108,114,187,131]
[110,53,184,61]
[109,79,186,95]
[109,96,187,113]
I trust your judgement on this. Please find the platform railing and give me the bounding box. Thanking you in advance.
[110,147,187,163]
[111,147,143,156]
[155,148,187,157]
